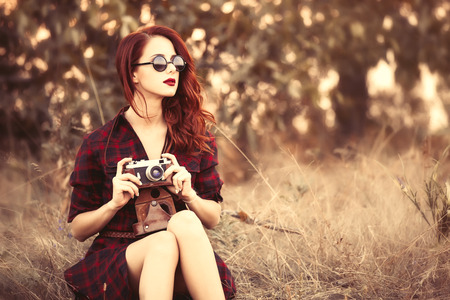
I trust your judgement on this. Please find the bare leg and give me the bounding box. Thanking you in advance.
[168,210,225,300]
[126,230,179,300]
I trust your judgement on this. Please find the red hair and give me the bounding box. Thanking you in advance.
[115,25,215,154]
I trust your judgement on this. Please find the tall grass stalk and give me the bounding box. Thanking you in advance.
[84,55,105,125]
[397,147,450,242]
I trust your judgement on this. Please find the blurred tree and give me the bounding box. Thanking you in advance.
[151,0,450,155]
[2,0,450,163]
[0,0,140,161]
[309,0,450,144]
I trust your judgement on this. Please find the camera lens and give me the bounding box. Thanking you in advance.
[146,165,164,181]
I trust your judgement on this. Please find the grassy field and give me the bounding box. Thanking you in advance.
[0,142,449,299]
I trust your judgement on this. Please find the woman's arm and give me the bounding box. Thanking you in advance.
[180,190,222,229]
[70,157,142,242]
[70,201,122,242]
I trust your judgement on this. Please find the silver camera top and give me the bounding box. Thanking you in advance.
[125,157,171,169]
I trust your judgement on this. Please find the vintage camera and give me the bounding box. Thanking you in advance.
[124,157,172,187]
[124,157,177,236]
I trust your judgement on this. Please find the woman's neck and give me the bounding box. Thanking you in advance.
[126,97,166,129]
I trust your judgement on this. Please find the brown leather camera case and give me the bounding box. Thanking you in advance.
[132,186,177,236]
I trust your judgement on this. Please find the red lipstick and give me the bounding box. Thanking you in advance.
[163,78,176,86]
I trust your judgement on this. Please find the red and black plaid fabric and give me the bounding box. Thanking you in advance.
[64,107,236,299]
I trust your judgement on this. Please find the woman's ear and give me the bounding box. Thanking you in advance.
[133,73,139,84]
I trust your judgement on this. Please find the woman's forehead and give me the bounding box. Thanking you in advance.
[142,35,176,57]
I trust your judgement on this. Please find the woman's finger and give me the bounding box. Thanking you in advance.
[162,164,176,179]
[170,166,184,181]
[121,180,140,196]
[116,157,133,176]
[113,179,139,198]
[161,153,179,166]
[171,167,191,192]
[116,173,142,186]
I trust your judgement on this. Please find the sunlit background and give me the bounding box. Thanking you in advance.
[2,0,450,170]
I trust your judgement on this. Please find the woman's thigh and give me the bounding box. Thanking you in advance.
[125,231,179,292]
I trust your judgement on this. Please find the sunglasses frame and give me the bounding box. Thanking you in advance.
[132,55,186,72]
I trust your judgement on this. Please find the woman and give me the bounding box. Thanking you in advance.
[64,25,236,300]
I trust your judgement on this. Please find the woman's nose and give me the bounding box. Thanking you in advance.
[166,62,177,73]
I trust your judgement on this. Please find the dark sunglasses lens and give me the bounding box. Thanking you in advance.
[152,56,167,72]
[173,56,185,71]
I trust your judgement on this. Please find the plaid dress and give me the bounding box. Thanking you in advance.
[64,107,236,299]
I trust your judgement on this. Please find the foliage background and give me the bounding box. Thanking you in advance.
[3,0,450,164]
[1,0,450,299]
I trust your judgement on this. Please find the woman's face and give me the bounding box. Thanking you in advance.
[132,35,181,102]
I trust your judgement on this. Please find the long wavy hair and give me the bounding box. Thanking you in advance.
[115,25,215,154]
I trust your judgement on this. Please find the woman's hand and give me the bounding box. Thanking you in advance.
[162,153,196,200]
[161,153,222,228]
[110,157,142,210]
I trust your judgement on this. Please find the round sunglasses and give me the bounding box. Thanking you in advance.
[132,55,186,72]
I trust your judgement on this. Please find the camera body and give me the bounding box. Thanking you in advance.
[124,157,172,188]
[123,157,177,236]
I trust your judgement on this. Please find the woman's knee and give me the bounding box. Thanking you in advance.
[142,230,179,259]
[167,210,204,237]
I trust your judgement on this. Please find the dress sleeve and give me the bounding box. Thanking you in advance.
[67,135,105,222]
[194,131,224,203]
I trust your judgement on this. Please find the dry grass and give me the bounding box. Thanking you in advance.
[1,145,450,299]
